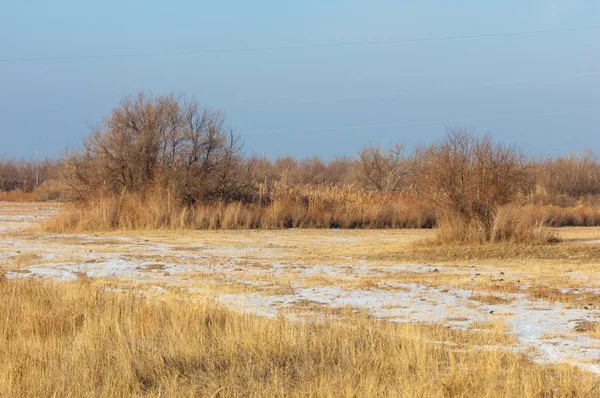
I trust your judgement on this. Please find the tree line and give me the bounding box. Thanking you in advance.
[3,92,600,240]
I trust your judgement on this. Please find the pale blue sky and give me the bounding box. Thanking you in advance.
[0,1,598,159]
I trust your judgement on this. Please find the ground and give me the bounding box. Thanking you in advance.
[2,201,600,376]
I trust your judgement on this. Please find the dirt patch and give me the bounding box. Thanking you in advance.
[10,253,42,266]
[469,294,513,305]
[7,269,32,274]
[574,321,599,334]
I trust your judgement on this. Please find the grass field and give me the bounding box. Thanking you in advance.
[2,202,600,396]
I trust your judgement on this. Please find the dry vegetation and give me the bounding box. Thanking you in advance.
[3,91,600,245]
[0,190,40,202]
[3,202,600,395]
[1,278,597,397]
[2,93,600,397]
[0,156,58,197]
[574,321,600,339]
[43,187,433,231]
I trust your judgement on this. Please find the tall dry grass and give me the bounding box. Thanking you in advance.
[0,190,40,202]
[0,181,70,203]
[490,206,561,244]
[0,278,595,397]
[518,204,600,227]
[435,205,560,245]
[43,185,435,232]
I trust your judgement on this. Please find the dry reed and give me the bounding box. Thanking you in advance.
[43,186,435,232]
[0,190,40,202]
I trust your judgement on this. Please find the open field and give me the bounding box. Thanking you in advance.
[2,202,600,395]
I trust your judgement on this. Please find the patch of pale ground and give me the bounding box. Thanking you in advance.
[1,202,600,374]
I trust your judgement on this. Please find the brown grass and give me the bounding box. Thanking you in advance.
[42,187,435,232]
[529,285,600,308]
[0,179,69,202]
[0,278,597,397]
[0,190,40,202]
[491,205,561,244]
[574,321,600,339]
[368,238,600,265]
[469,294,513,305]
[520,204,600,227]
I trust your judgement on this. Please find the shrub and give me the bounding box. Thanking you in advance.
[424,129,546,244]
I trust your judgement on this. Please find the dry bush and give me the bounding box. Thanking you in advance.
[0,278,594,397]
[424,129,549,244]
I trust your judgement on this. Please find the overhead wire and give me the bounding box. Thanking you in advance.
[0,25,597,63]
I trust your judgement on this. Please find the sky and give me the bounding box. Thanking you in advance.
[0,1,598,160]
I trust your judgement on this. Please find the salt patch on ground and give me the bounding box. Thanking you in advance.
[0,240,24,246]
[0,215,43,221]
[4,267,78,281]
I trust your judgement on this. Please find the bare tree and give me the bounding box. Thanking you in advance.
[357,142,412,191]
[62,92,245,204]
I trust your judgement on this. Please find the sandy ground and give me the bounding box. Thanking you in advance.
[1,202,600,374]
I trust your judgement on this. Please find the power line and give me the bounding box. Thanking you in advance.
[0,25,598,63]
[246,107,599,136]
